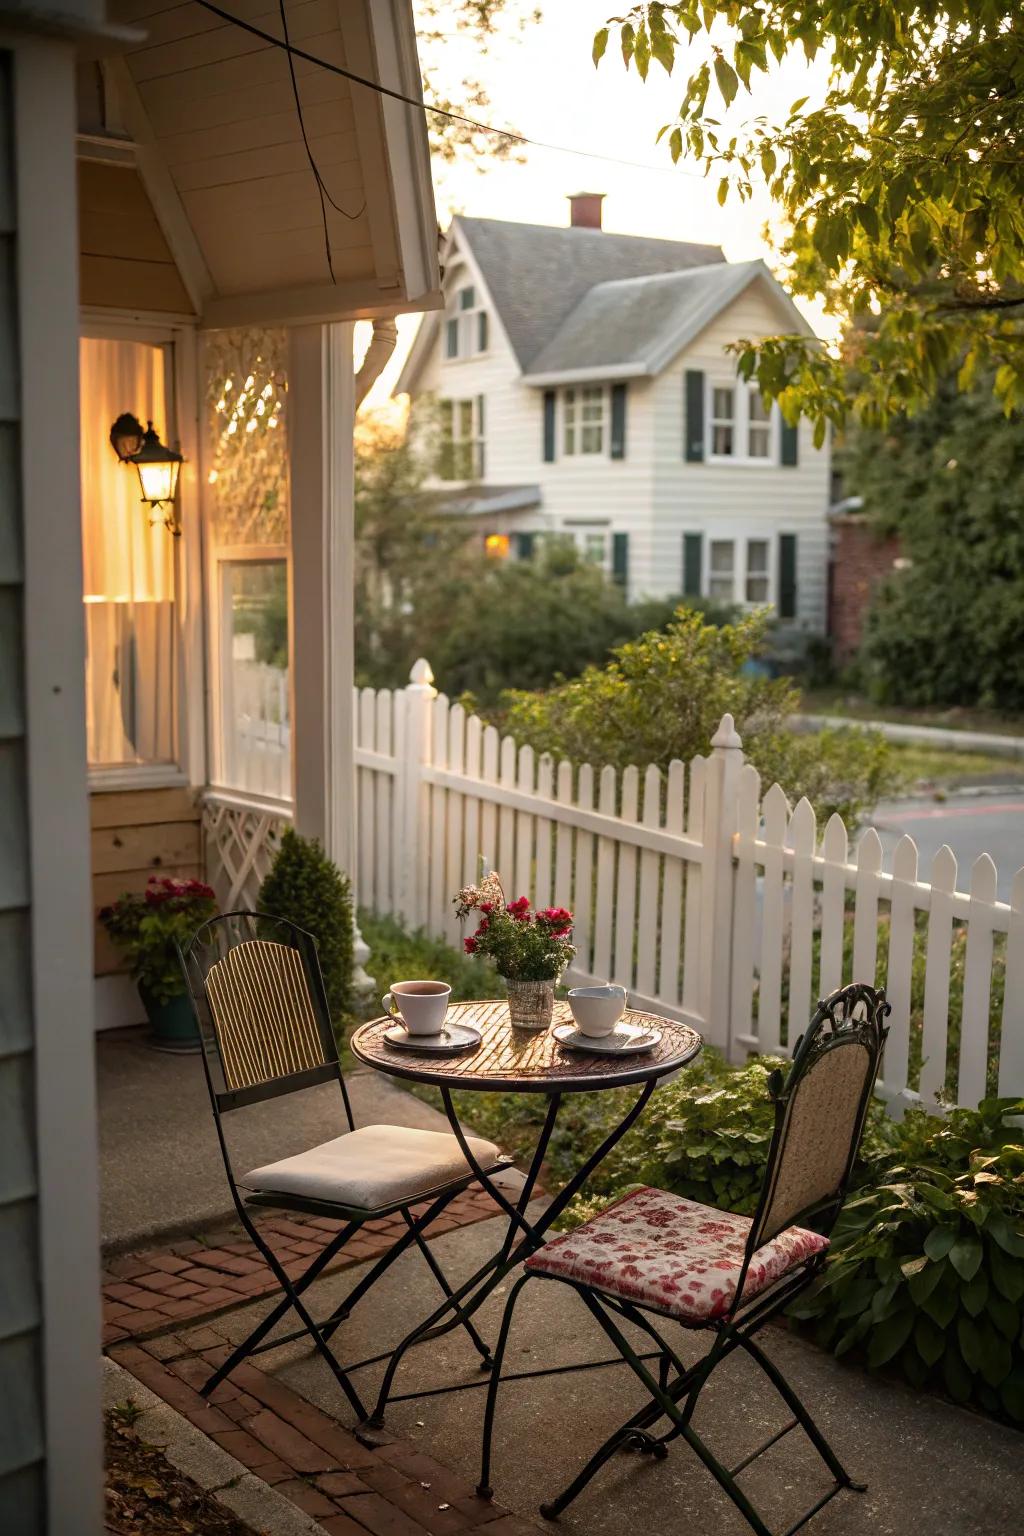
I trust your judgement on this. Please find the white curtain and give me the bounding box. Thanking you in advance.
[80,337,176,766]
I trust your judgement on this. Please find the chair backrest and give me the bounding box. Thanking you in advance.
[179,911,340,1107]
[746,982,889,1258]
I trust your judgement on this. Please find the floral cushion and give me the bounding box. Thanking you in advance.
[525,1187,829,1322]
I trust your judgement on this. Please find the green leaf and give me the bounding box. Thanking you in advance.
[988,1217,1024,1258]
[956,1314,982,1373]
[867,1308,914,1367]
[943,1346,973,1403]
[913,1313,946,1368]
[960,1269,988,1317]
[908,1260,945,1305]
[986,1292,1020,1341]
[989,1244,1024,1303]
[977,1324,1011,1389]
[713,54,738,107]
[922,1283,958,1329]
[854,201,880,241]
[1000,1367,1024,1422]
[949,1235,984,1282]
[717,177,729,207]
[592,27,608,67]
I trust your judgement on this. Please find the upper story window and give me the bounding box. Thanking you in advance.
[707,377,778,464]
[564,385,605,455]
[439,395,485,480]
[445,284,488,360]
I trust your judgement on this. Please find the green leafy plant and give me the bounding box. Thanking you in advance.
[355,909,500,1021]
[500,608,898,823]
[454,872,575,981]
[258,829,354,1025]
[99,876,218,1006]
[792,1099,1024,1422]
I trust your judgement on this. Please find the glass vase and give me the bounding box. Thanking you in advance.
[504,977,555,1031]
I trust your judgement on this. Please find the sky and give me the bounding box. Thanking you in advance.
[357,1,836,407]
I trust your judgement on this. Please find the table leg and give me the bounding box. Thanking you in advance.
[366,1077,656,1425]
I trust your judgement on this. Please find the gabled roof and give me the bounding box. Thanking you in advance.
[523,260,813,384]
[455,215,724,371]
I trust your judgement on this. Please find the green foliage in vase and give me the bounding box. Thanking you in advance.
[258,829,354,1025]
[99,876,218,1006]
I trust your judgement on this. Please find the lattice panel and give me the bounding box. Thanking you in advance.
[203,798,291,910]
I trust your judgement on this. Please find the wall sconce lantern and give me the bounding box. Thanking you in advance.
[109,412,184,534]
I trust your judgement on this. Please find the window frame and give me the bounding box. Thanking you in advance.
[209,546,292,799]
[439,394,485,481]
[561,385,606,458]
[80,313,202,792]
[443,282,489,362]
[562,520,612,572]
[688,530,777,609]
[706,376,780,466]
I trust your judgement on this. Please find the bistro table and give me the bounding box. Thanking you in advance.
[349,998,702,1426]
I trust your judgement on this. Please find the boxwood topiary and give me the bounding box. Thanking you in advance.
[258,828,354,1026]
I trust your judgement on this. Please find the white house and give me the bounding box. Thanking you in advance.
[0,1,439,1529]
[396,194,830,633]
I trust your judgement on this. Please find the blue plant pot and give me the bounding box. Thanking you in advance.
[139,986,200,1053]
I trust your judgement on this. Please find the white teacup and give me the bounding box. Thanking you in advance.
[382,980,452,1036]
[568,984,627,1038]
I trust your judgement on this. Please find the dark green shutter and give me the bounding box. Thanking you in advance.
[683,533,703,597]
[478,311,488,351]
[513,531,536,561]
[781,418,799,467]
[685,370,705,461]
[612,531,629,589]
[445,318,458,359]
[778,534,797,618]
[476,395,485,478]
[543,390,556,462]
[610,382,627,459]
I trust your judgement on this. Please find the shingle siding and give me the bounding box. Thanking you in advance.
[0,45,45,1526]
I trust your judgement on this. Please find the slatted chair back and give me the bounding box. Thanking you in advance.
[179,911,344,1111]
[746,982,889,1259]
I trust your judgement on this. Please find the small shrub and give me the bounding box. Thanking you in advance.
[258,829,354,1023]
[792,1098,1024,1422]
[356,909,499,1018]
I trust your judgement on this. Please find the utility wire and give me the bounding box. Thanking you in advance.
[194,0,700,180]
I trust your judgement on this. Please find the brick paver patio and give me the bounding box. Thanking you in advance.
[102,1186,539,1533]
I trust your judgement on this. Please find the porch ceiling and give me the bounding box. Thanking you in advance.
[100,0,440,326]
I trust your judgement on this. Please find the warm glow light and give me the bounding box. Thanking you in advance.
[485,534,510,559]
[136,456,180,506]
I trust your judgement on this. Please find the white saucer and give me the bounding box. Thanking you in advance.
[384,1020,481,1053]
[552,1021,661,1056]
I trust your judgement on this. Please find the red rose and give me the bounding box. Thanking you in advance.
[507,896,530,921]
[464,936,478,954]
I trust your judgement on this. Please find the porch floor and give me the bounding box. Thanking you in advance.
[97,1025,460,1251]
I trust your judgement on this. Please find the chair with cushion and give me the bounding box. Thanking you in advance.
[178,911,506,1420]
[477,981,889,1536]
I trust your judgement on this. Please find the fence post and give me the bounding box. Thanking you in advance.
[700,713,744,1056]
[395,658,436,927]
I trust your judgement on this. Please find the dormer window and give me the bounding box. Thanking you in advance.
[563,386,605,455]
[707,376,778,464]
[445,284,488,360]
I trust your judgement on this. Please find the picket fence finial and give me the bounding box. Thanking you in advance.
[408,657,435,689]
[711,713,742,752]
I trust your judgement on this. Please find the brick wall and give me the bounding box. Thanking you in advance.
[828,514,902,666]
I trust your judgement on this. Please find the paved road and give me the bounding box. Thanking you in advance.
[871,792,1024,899]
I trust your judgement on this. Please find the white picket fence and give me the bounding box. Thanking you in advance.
[351,661,1024,1114]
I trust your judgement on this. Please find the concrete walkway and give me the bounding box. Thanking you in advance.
[214,1214,1024,1536]
[97,1026,458,1251]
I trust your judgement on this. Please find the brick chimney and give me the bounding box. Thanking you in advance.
[568,192,605,230]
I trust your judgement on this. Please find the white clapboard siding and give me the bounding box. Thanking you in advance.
[348,669,1024,1110]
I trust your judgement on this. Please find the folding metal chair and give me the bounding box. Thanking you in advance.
[478,981,889,1536]
[178,911,508,1420]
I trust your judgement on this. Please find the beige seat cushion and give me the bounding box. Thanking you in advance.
[240,1123,502,1212]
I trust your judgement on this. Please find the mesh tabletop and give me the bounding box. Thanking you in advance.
[350,1000,702,1093]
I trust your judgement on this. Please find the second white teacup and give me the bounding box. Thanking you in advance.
[568,984,627,1038]
[382,980,452,1036]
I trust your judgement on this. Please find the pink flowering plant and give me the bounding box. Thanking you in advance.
[100,875,218,1004]
[454,872,575,982]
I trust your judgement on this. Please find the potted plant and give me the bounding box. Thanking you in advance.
[100,875,218,1051]
[454,872,574,1030]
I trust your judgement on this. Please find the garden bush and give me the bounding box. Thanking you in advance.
[258,829,354,1024]
[356,909,500,1020]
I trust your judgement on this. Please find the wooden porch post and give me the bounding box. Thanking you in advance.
[288,323,372,984]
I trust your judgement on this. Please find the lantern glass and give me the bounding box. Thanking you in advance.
[136,455,180,506]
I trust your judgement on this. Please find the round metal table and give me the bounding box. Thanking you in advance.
[350,999,702,1425]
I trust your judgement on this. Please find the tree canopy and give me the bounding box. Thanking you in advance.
[596,4,1024,432]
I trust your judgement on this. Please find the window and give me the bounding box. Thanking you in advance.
[205,327,291,799]
[708,378,777,463]
[439,396,485,480]
[563,386,605,455]
[444,284,488,360]
[710,386,735,457]
[563,524,610,570]
[80,335,178,770]
[708,539,735,601]
[747,388,772,458]
[746,539,770,602]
